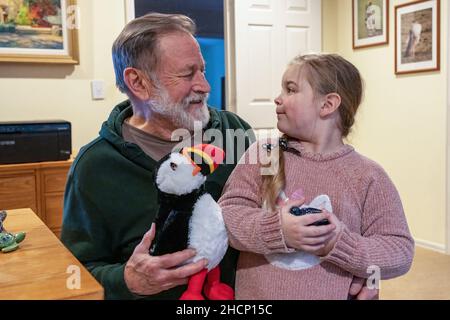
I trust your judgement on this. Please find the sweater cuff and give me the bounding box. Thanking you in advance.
[321,225,359,265]
[260,209,293,253]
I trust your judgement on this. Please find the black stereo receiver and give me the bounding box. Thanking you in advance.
[0,120,72,164]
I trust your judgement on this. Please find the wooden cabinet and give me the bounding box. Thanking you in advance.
[0,159,72,238]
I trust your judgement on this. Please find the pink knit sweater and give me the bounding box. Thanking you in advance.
[219,140,414,300]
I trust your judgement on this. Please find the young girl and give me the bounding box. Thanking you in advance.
[218,54,414,300]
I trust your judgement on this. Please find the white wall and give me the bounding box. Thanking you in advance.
[0,0,127,152]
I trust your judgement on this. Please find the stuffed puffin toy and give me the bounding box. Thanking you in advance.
[150,144,234,300]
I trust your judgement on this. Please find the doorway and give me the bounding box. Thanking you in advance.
[132,0,226,111]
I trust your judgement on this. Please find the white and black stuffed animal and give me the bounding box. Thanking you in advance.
[150,144,234,300]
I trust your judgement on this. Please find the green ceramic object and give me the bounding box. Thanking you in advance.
[0,210,26,253]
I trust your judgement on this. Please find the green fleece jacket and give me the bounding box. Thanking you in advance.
[61,100,254,300]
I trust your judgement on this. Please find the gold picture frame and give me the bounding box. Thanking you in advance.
[0,0,79,64]
[395,0,440,75]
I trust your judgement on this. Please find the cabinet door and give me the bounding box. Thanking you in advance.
[42,194,64,238]
[0,172,38,214]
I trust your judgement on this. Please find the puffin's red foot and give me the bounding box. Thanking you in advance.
[203,266,234,300]
[204,281,234,300]
[179,268,208,300]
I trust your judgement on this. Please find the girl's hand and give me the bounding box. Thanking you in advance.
[280,199,337,253]
[314,211,343,257]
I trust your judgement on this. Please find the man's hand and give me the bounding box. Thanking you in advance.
[124,224,208,296]
[349,277,379,300]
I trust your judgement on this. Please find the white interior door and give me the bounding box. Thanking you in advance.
[228,0,322,130]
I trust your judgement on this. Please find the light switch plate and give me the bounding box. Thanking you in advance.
[91,80,105,100]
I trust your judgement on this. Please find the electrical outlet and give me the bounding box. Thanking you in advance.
[91,80,105,100]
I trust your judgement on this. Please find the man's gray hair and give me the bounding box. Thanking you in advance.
[112,12,196,93]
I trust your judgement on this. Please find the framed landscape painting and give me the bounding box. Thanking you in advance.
[395,0,440,75]
[353,0,389,49]
[0,0,79,64]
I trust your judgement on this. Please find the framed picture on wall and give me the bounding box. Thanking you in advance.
[0,0,79,64]
[353,0,389,49]
[395,0,440,75]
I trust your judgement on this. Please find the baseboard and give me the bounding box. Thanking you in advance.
[414,238,447,254]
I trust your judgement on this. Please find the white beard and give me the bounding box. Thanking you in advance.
[145,86,210,131]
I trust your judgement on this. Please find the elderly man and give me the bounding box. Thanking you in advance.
[61,12,377,300]
[61,12,253,300]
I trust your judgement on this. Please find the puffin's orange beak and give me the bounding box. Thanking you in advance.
[191,164,201,176]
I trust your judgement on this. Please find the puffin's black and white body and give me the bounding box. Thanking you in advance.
[150,144,233,300]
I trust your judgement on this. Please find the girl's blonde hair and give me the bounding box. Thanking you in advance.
[262,54,363,211]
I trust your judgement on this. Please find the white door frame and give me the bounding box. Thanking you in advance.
[224,0,236,113]
[124,0,135,23]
